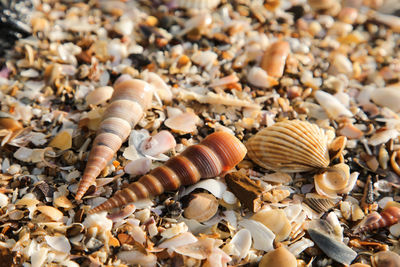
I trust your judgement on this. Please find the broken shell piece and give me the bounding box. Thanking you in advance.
[370,86,400,112]
[164,111,200,133]
[328,136,347,161]
[48,130,72,150]
[86,86,114,105]
[238,219,275,252]
[371,251,400,267]
[140,130,176,157]
[369,129,399,146]
[314,90,353,119]
[117,250,157,267]
[176,0,221,10]
[260,40,290,78]
[247,67,278,89]
[142,72,173,102]
[229,229,252,260]
[304,194,336,213]
[158,232,198,249]
[259,246,297,267]
[247,120,330,172]
[124,158,152,177]
[45,235,71,253]
[251,209,291,242]
[314,163,357,198]
[308,228,357,266]
[37,206,64,222]
[184,193,218,222]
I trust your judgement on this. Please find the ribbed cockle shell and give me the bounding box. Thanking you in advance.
[246,120,330,172]
[75,76,154,200]
[89,131,247,213]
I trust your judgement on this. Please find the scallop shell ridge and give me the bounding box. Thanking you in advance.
[246,120,330,172]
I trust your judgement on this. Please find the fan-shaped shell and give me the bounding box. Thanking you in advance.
[246,120,330,172]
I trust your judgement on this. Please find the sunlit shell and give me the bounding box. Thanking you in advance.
[314,164,358,198]
[304,193,336,214]
[176,0,221,10]
[371,251,400,267]
[251,209,291,242]
[37,206,64,222]
[259,246,297,267]
[247,120,330,172]
[184,193,219,222]
[86,86,114,105]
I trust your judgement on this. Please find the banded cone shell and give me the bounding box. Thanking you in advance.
[89,131,247,213]
[246,120,330,172]
[357,206,400,233]
[75,77,153,200]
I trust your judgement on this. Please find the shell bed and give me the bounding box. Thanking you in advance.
[0,0,400,266]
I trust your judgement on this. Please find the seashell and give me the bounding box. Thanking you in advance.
[45,235,71,253]
[37,206,64,222]
[246,120,330,172]
[54,196,73,210]
[247,67,278,89]
[176,0,221,10]
[158,232,198,249]
[350,264,371,267]
[75,76,154,200]
[184,193,218,222]
[371,251,400,267]
[124,158,152,177]
[238,219,275,252]
[117,250,157,267]
[164,111,200,134]
[86,86,114,105]
[356,206,400,233]
[328,136,347,161]
[259,246,297,267]
[140,130,176,157]
[304,194,336,213]
[8,210,25,220]
[89,131,247,213]
[314,163,358,198]
[229,229,252,260]
[48,130,72,150]
[314,90,353,119]
[287,237,314,256]
[142,72,173,102]
[0,193,9,208]
[307,228,357,265]
[251,209,291,242]
[369,129,398,146]
[260,40,290,78]
[370,86,400,112]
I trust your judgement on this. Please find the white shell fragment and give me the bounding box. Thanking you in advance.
[314,90,353,119]
[164,112,200,133]
[247,67,276,89]
[45,235,71,253]
[229,229,252,259]
[238,219,275,252]
[158,232,198,249]
[117,250,157,267]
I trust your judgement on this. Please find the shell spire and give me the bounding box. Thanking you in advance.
[89,131,247,213]
[356,206,400,233]
[75,76,153,200]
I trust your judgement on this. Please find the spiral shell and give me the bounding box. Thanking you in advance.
[357,206,400,233]
[89,131,247,213]
[75,77,154,200]
[246,120,330,172]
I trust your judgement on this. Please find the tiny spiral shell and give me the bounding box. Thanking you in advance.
[75,77,153,200]
[357,206,400,233]
[89,131,247,213]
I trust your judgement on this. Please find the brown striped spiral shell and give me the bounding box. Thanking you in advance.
[75,76,153,200]
[89,131,247,213]
[357,206,400,233]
